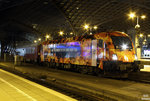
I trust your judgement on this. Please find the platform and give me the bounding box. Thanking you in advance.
[0,62,150,101]
[0,67,77,101]
[139,58,150,64]
[139,59,150,72]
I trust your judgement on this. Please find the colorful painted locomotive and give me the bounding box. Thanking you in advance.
[38,31,143,75]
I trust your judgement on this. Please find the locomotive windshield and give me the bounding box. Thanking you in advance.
[111,36,133,49]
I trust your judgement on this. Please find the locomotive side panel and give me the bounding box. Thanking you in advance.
[37,31,143,75]
[40,38,100,67]
[24,46,37,62]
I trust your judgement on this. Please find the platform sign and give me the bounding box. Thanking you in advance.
[92,40,97,66]
[143,50,150,58]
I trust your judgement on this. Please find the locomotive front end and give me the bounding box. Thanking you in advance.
[102,32,143,73]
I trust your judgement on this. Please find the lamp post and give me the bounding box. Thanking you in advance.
[128,12,146,59]
[135,16,140,29]
[128,12,146,29]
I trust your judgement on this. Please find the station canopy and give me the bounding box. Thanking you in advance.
[0,0,150,43]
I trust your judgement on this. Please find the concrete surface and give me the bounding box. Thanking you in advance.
[0,68,77,101]
[0,62,150,101]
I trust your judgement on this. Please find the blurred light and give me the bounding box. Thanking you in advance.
[59,31,64,36]
[32,24,37,29]
[141,65,150,72]
[139,34,143,37]
[112,54,118,60]
[148,35,150,37]
[135,54,138,60]
[124,56,129,61]
[84,24,89,29]
[135,24,140,28]
[46,35,50,39]
[128,12,136,19]
[122,44,128,50]
[141,15,146,19]
[34,40,37,43]
[70,32,73,35]
[93,26,98,30]
[38,38,41,41]
[90,32,92,35]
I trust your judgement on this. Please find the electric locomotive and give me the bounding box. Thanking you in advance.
[39,31,143,75]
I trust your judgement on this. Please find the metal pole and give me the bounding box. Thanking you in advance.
[137,16,139,25]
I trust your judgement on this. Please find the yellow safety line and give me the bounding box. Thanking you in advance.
[0,69,77,101]
[0,78,37,101]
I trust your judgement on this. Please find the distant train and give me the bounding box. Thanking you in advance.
[16,31,143,76]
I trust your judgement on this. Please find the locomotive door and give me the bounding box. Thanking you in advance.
[97,39,104,69]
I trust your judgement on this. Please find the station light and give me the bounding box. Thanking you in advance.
[38,38,41,41]
[59,31,64,36]
[83,24,89,30]
[70,32,73,35]
[139,34,143,37]
[128,12,136,19]
[128,12,147,29]
[34,40,37,43]
[141,15,146,19]
[93,26,98,30]
[46,35,50,39]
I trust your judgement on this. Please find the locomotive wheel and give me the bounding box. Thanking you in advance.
[133,68,140,72]
[56,63,59,68]
[63,64,71,70]
[64,64,67,69]
[79,66,88,74]
[49,62,52,68]
[59,63,63,69]
[48,62,51,67]
[93,68,103,77]
[52,62,55,68]
[67,63,71,69]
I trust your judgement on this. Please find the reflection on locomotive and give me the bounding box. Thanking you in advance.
[16,31,143,76]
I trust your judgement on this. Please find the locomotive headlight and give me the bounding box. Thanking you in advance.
[121,44,128,50]
[112,54,118,60]
[124,56,128,61]
[135,54,138,60]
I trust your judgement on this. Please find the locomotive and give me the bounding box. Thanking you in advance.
[17,31,143,76]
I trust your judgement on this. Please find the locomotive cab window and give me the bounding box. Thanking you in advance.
[98,39,103,48]
[111,36,133,49]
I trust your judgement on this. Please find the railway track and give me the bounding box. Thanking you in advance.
[128,71,150,83]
